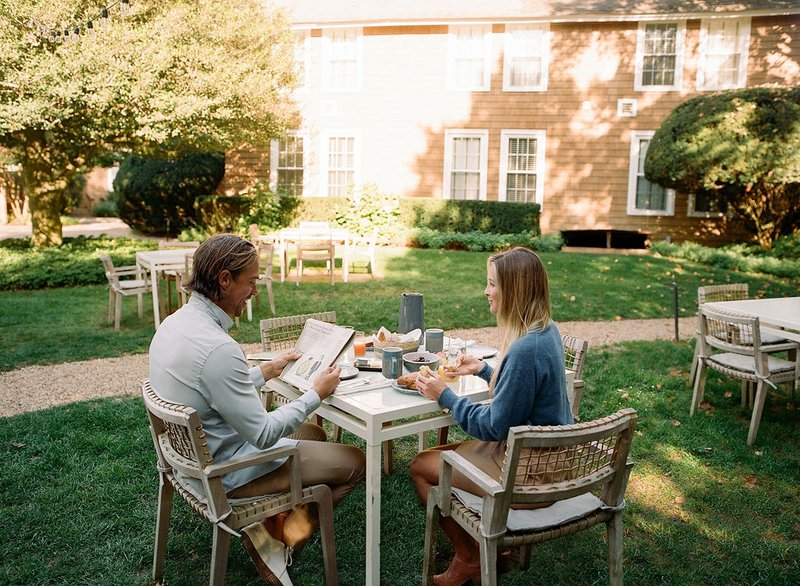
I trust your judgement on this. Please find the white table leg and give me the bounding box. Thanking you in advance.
[365,440,381,586]
[150,267,162,329]
[343,235,349,283]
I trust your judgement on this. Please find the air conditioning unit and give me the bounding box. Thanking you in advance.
[617,99,638,117]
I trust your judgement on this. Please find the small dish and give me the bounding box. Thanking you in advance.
[390,380,422,395]
[338,364,359,380]
[467,345,498,359]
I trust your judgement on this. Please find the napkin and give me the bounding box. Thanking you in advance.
[375,326,422,343]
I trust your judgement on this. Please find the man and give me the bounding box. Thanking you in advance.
[149,233,365,585]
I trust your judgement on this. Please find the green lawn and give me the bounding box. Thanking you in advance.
[1,246,798,584]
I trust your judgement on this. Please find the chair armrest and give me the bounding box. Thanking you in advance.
[439,450,503,516]
[204,444,298,478]
[114,265,140,276]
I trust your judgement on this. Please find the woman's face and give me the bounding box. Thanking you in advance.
[484,262,499,314]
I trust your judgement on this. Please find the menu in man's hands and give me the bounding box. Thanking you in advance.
[279,319,356,391]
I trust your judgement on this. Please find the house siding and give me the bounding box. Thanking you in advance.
[223,13,800,245]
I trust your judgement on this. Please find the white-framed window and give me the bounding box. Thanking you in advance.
[321,27,362,92]
[627,131,675,216]
[106,165,119,192]
[499,130,546,204]
[687,192,724,218]
[294,30,310,88]
[447,25,492,91]
[697,17,750,90]
[443,130,489,200]
[321,130,359,198]
[634,21,685,91]
[270,133,305,197]
[502,24,549,91]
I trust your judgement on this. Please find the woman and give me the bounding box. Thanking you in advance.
[411,246,573,586]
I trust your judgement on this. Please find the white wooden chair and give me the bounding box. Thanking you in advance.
[245,241,277,320]
[562,334,589,420]
[157,240,200,313]
[295,224,336,285]
[347,228,379,278]
[422,409,638,586]
[98,253,151,331]
[140,379,338,586]
[690,306,799,445]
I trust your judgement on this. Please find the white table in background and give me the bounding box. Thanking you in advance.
[135,249,193,329]
[265,363,574,586]
[705,296,800,341]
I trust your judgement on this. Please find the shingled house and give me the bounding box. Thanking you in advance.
[219,0,800,247]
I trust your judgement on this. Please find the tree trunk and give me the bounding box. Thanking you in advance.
[22,159,69,248]
[29,188,64,247]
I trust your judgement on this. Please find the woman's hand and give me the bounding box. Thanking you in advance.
[449,353,484,377]
[260,351,300,380]
[313,364,341,400]
[416,368,448,402]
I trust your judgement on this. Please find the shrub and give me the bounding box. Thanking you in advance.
[650,240,800,279]
[235,181,300,234]
[115,152,224,236]
[334,183,401,237]
[403,199,539,234]
[410,229,559,252]
[92,196,118,217]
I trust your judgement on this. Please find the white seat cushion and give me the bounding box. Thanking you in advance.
[709,352,796,374]
[452,488,605,532]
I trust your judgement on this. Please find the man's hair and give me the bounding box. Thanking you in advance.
[186,233,257,302]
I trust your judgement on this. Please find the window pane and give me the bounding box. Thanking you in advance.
[642,23,678,87]
[277,135,304,197]
[635,138,667,211]
[327,136,355,197]
[504,136,538,203]
[506,25,546,89]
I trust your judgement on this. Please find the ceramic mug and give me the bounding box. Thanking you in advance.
[381,346,403,379]
[425,328,444,353]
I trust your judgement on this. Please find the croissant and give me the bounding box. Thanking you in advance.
[396,372,419,389]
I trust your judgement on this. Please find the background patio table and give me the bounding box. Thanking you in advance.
[135,249,194,329]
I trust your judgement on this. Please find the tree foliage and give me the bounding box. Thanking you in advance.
[645,87,800,248]
[0,0,299,246]
[114,152,225,235]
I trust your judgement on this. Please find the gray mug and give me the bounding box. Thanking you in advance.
[425,328,444,353]
[381,346,403,379]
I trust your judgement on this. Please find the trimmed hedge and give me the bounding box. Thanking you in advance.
[194,195,540,237]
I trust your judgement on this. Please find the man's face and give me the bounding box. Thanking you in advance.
[218,258,260,317]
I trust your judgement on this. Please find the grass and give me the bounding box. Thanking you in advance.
[1,246,797,372]
[1,243,799,584]
[1,340,798,585]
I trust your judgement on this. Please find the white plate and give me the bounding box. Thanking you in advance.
[338,364,359,380]
[467,345,498,359]
[390,380,422,395]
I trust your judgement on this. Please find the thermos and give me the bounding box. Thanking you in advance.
[398,292,424,345]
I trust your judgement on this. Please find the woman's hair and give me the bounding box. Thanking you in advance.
[489,246,552,354]
[185,233,257,303]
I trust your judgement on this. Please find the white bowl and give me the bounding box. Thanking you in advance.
[402,351,440,373]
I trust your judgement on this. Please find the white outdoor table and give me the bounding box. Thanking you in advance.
[273,227,350,283]
[264,362,574,585]
[705,296,800,342]
[135,249,194,329]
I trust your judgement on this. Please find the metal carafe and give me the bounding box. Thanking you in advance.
[398,292,424,344]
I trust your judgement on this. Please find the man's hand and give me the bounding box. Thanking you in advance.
[313,364,341,400]
[260,351,300,381]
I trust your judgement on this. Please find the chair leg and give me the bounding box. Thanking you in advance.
[137,291,144,318]
[747,380,769,446]
[688,334,700,388]
[152,479,174,584]
[607,511,624,586]
[518,543,533,570]
[382,440,393,475]
[114,292,123,331]
[107,288,114,324]
[479,536,498,586]
[266,280,276,315]
[209,524,231,586]
[437,426,450,446]
[689,361,707,416]
[422,496,440,586]
[316,486,339,586]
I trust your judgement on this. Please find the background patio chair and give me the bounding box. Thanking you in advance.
[690,306,799,445]
[140,379,338,586]
[689,284,794,388]
[295,222,335,285]
[562,334,589,420]
[347,228,379,278]
[98,253,151,331]
[157,240,200,313]
[422,408,637,586]
[245,241,277,320]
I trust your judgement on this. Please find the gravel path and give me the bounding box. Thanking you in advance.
[0,317,695,418]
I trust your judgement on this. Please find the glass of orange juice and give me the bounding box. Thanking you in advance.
[353,340,367,357]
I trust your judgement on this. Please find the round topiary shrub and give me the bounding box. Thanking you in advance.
[114,152,225,235]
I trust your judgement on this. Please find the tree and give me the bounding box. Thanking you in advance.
[645,87,800,249]
[0,0,299,246]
